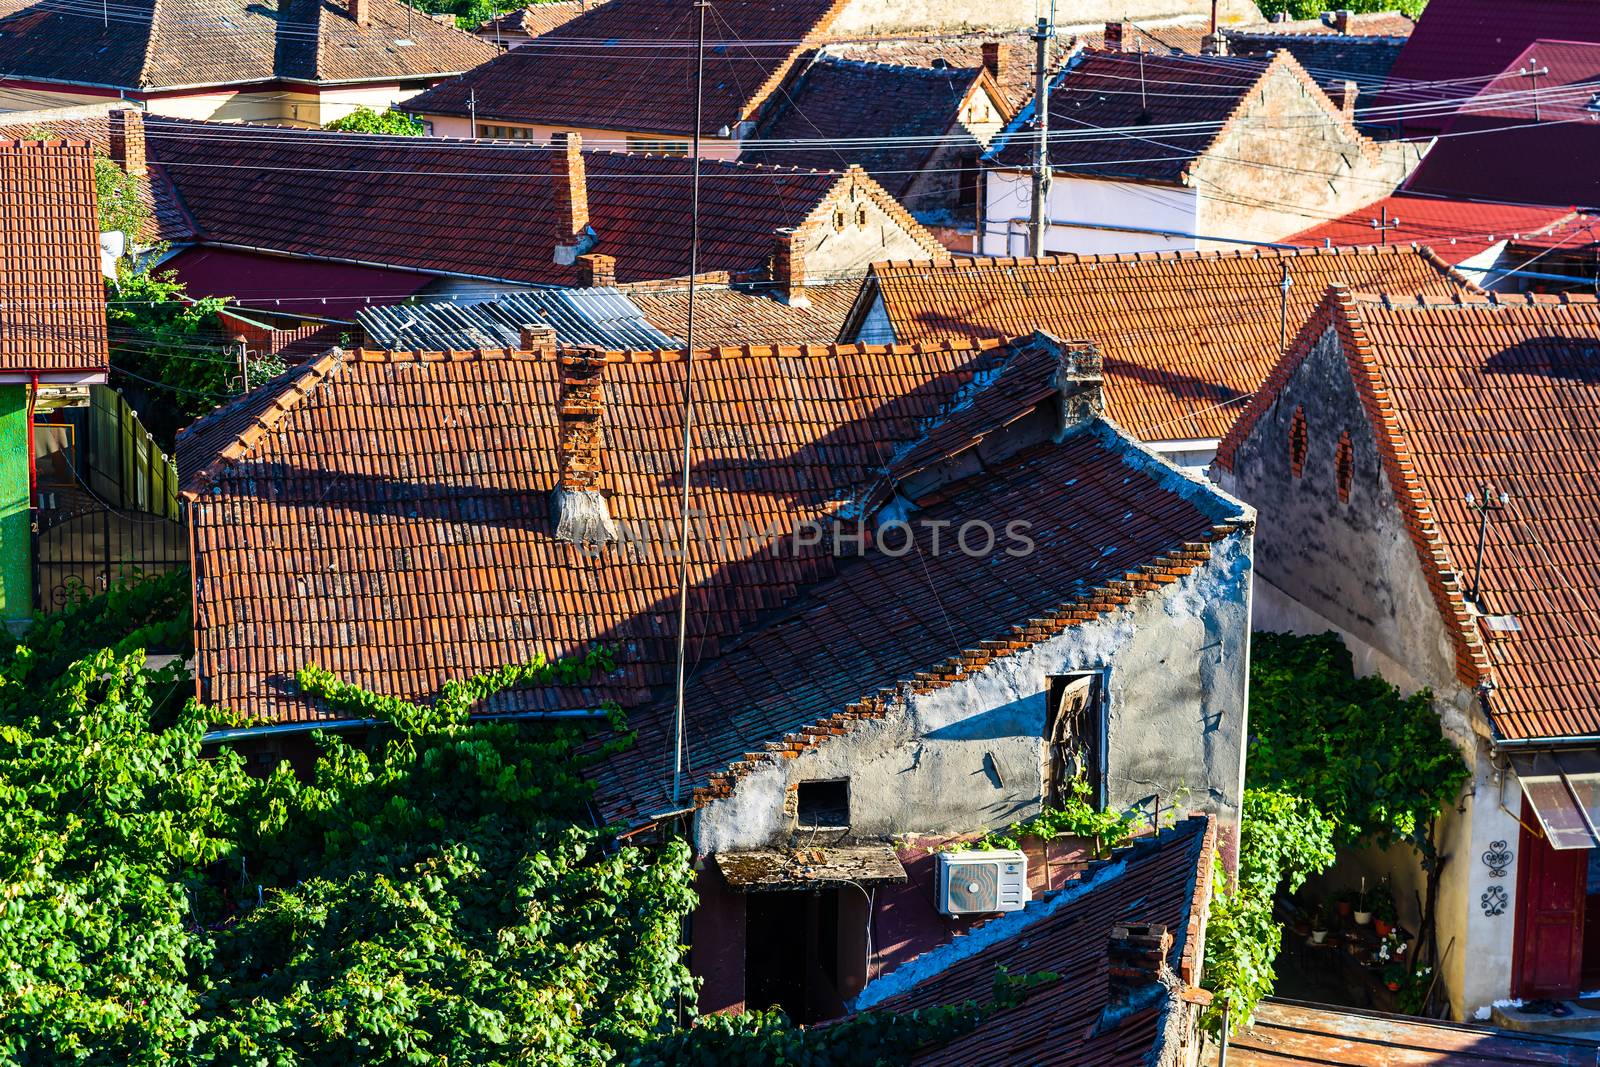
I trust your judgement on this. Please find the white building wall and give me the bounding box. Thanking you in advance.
[981,169,1200,257]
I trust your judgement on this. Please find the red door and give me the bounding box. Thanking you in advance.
[1513,800,1588,999]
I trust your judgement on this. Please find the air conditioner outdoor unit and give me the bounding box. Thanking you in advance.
[935,849,1029,916]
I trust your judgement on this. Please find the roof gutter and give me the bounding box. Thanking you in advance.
[0,72,475,94]
[195,241,555,289]
[993,216,1297,249]
[1491,734,1600,751]
[202,707,609,743]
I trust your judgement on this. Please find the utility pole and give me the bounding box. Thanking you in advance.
[232,335,250,395]
[1278,264,1292,351]
[671,0,710,807]
[1517,60,1549,121]
[1028,14,1054,258]
[1465,483,1508,606]
[469,88,477,136]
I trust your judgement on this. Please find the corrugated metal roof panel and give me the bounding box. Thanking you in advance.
[356,288,683,352]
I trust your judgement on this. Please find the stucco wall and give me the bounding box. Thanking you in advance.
[802,182,940,279]
[0,384,29,631]
[693,525,1253,858]
[980,171,1199,256]
[1191,65,1422,246]
[1213,324,1516,1019]
[416,115,744,158]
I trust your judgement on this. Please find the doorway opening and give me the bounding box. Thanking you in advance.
[744,887,868,1023]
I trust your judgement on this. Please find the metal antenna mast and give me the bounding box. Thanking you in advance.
[1465,483,1508,607]
[671,0,710,806]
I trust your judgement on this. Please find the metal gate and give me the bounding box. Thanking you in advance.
[33,502,186,613]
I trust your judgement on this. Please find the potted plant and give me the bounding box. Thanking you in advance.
[1310,905,1329,945]
[1332,889,1355,919]
[1353,879,1373,925]
[1382,963,1404,992]
[1372,880,1398,937]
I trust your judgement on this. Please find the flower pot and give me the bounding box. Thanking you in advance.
[1311,930,1329,944]
[1386,981,1400,992]
[1355,910,1373,925]
[1374,918,1393,937]
[1336,901,1352,917]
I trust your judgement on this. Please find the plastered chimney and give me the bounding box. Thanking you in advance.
[350,0,369,26]
[551,352,617,544]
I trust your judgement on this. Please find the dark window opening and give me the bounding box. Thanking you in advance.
[1335,430,1354,502]
[796,779,850,828]
[1289,405,1309,477]
[957,152,981,208]
[1046,672,1105,810]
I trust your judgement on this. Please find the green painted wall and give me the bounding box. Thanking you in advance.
[0,384,31,629]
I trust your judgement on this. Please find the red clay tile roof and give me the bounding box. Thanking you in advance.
[1232,999,1600,1065]
[850,815,1213,1067]
[179,337,1019,723]
[0,139,108,376]
[142,118,920,286]
[405,0,846,136]
[475,0,608,43]
[1284,195,1581,265]
[1402,40,1600,209]
[624,280,862,345]
[1216,288,1600,743]
[987,49,1275,183]
[0,0,497,91]
[742,55,998,200]
[180,334,1248,827]
[848,246,1466,442]
[1221,30,1407,110]
[824,33,1074,112]
[1376,0,1600,136]
[1238,10,1416,37]
[1074,21,1213,56]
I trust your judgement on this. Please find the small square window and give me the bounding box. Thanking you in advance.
[796,779,850,828]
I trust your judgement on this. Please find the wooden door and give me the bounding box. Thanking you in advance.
[1514,799,1588,999]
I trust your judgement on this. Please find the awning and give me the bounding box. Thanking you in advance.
[717,845,908,891]
[1513,750,1600,849]
[162,247,432,321]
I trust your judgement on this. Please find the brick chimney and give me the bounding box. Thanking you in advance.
[519,323,557,349]
[1105,923,1173,1014]
[771,227,809,308]
[1337,80,1358,118]
[108,108,146,178]
[1053,338,1105,430]
[1332,8,1353,33]
[551,353,617,544]
[1103,21,1129,52]
[577,253,616,288]
[350,0,369,26]
[981,40,1005,85]
[551,132,597,265]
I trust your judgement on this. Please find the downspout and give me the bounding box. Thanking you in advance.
[26,374,37,502]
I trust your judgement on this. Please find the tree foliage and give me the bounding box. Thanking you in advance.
[1247,631,1468,850]
[324,107,427,136]
[1255,0,1424,21]
[0,592,698,1065]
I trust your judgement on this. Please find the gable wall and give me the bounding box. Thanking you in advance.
[1192,64,1422,246]
[693,524,1253,857]
[802,179,942,279]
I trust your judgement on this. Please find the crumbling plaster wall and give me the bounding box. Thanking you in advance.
[1213,325,1515,1020]
[801,181,941,279]
[694,526,1253,858]
[1192,63,1423,247]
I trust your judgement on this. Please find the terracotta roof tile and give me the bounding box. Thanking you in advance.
[475,0,609,43]
[852,246,1465,442]
[406,0,847,136]
[0,0,496,91]
[625,280,861,344]
[854,816,1213,1067]
[1217,288,1600,742]
[1284,195,1582,265]
[824,32,1074,112]
[0,139,108,375]
[141,118,893,285]
[743,55,997,200]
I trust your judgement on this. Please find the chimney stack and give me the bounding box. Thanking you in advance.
[350,0,369,26]
[577,253,616,288]
[551,132,597,265]
[519,323,557,349]
[1332,9,1353,33]
[1337,80,1358,118]
[1053,338,1105,430]
[1106,923,1172,1009]
[108,108,146,178]
[981,40,1005,85]
[1103,21,1129,52]
[771,227,809,308]
[551,353,617,544]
